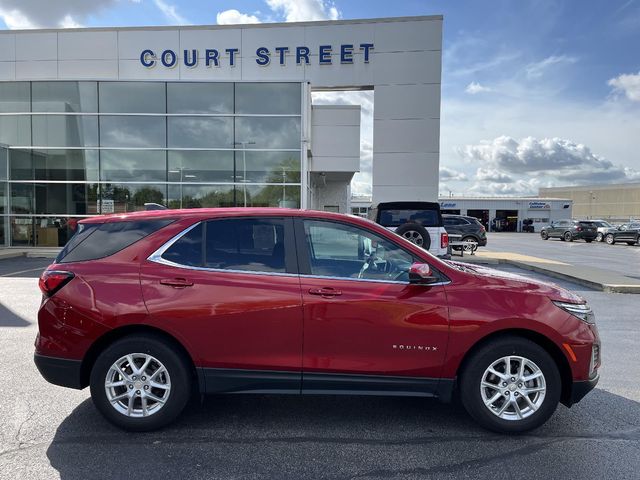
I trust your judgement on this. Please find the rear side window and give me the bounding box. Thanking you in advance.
[57,219,173,263]
[161,223,203,267]
[205,218,286,273]
[378,209,440,228]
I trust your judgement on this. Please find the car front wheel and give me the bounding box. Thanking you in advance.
[90,334,192,431]
[540,231,549,240]
[460,336,561,433]
[605,234,615,245]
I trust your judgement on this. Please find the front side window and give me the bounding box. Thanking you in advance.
[205,218,287,273]
[303,220,416,282]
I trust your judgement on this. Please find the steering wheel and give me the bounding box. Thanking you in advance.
[357,254,379,279]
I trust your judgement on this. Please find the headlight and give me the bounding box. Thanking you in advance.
[553,301,595,324]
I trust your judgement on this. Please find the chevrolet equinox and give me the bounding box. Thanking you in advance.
[35,208,600,433]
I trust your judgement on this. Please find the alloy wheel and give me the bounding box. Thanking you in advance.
[105,353,171,418]
[402,230,424,246]
[480,355,546,421]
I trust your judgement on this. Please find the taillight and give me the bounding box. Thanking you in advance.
[441,232,449,249]
[39,270,74,297]
[576,226,582,231]
[480,225,486,232]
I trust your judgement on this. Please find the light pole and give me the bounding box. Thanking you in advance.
[234,140,255,207]
[168,167,196,209]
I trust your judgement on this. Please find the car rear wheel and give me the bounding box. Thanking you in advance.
[596,232,603,242]
[605,234,615,245]
[585,239,593,243]
[564,232,573,242]
[90,335,192,431]
[461,236,477,252]
[395,223,431,250]
[460,336,561,434]
[540,231,549,240]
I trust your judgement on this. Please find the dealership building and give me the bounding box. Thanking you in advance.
[438,197,573,232]
[0,15,442,247]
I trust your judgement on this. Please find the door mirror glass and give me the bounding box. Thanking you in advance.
[409,263,439,285]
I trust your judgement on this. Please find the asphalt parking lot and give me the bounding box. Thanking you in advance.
[485,232,640,279]
[0,258,639,479]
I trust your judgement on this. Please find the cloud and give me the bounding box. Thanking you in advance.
[217,0,340,25]
[439,167,468,182]
[525,55,578,79]
[465,82,492,95]
[608,71,640,102]
[457,136,640,190]
[0,0,127,29]
[265,0,340,22]
[153,0,188,25]
[216,9,260,25]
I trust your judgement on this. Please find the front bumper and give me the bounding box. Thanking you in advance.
[567,373,599,406]
[34,353,83,389]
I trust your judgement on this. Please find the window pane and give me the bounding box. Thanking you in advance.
[168,150,234,183]
[99,82,165,113]
[0,82,30,112]
[161,222,203,267]
[167,184,235,209]
[10,183,33,214]
[16,150,99,181]
[100,116,165,148]
[238,184,300,208]
[0,116,31,145]
[101,150,166,182]
[32,82,98,112]
[235,117,300,149]
[58,219,174,263]
[378,209,440,228]
[237,151,300,183]
[100,183,166,213]
[303,220,415,281]
[167,83,233,114]
[0,147,6,181]
[32,115,98,147]
[235,83,301,114]
[168,117,233,148]
[0,182,6,215]
[205,218,286,273]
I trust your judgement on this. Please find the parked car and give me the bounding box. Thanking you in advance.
[369,201,449,257]
[540,220,598,242]
[590,220,615,242]
[35,208,600,433]
[443,214,487,251]
[603,224,640,245]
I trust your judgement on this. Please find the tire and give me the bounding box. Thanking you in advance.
[461,236,477,252]
[540,231,549,240]
[605,234,615,245]
[585,239,593,243]
[596,232,603,242]
[395,222,431,250]
[564,232,573,242]
[90,334,192,431]
[627,242,635,246]
[460,336,561,434]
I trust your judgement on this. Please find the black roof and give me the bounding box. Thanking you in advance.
[375,201,441,210]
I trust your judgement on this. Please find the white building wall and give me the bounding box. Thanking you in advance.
[310,105,360,174]
[0,16,442,206]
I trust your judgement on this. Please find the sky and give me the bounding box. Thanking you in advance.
[1,0,639,197]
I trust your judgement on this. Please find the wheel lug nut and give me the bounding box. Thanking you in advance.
[502,382,507,386]
[141,376,146,381]
[129,384,133,389]
[510,377,515,382]
[514,392,519,397]
[132,376,137,381]
[136,390,141,395]
[505,391,510,396]
[518,383,523,388]
[144,385,149,390]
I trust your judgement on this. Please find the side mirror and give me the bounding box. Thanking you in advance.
[409,263,439,285]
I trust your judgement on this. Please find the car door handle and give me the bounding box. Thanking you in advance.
[160,278,194,288]
[308,287,342,297]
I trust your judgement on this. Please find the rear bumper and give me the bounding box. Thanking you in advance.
[567,373,599,406]
[34,353,83,389]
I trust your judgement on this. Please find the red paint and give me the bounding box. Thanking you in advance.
[35,208,600,388]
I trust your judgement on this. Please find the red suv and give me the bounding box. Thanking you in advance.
[35,208,600,433]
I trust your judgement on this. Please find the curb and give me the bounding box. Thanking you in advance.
[458,256,640,294]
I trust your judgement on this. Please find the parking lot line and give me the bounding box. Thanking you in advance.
[0,266,47,277]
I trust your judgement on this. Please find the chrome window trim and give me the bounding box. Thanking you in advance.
[147,221,452,286]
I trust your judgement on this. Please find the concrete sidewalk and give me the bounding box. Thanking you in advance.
[460,251,640,293]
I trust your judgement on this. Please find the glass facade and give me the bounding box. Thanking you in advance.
[0,81,303,246]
